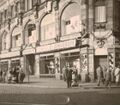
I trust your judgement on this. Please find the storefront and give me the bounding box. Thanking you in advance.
[11,59,20,69]
[60,50,80,74]
[0,61,8,72]
[39,54,55,78]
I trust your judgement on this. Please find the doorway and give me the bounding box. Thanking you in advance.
[94,55,107,79]
[26,54,35,75]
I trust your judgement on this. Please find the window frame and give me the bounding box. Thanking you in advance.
[94,5,107,23]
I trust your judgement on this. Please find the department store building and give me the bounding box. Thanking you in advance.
[0,0,120,82]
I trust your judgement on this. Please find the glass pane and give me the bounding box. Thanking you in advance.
[95,6,106,23]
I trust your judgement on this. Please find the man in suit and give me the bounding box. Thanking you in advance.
[65,64,73,88]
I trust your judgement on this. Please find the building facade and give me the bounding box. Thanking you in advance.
[0,0,120,82]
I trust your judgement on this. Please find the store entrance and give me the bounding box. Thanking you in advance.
[26,54,35,75]
[94,55,107,79]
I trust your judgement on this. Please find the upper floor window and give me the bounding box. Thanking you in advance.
[4,10,7,21]
[12,27,21,48]
[15,2,20,14]
[95,6,106,23]
[41,13,56,41]
[61,3,81,36]
[12,34,21,48]
[0,12,3,23]
[11,5,14,17]
[95,0,106,23]
[2,31,8,50]
[27,24,36,44]
[25,0,33,11]
[40,0,46,3]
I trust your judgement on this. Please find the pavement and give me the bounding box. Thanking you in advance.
[0,76,120,89]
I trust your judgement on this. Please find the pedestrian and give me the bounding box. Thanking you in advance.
[12,67,18,83]
[105,67,112,88]
[71,65,78,87]
[2,69,7,83]
[96,65,103,86]
[102,65,107,84]
[7,67,13,83]
[114,65,120,86]
[65,64,72,88]
[18,66,25,83]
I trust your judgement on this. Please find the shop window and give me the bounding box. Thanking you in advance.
[0,61,8,72]
[11,60,20,68]
[41,14,56,41]
[40,56,55,74]
[61,3,81,36]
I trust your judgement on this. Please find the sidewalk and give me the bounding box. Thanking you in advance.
[0,77,120,89]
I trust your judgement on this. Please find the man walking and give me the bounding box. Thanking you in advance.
[96,65,103,86]
[65,64,72,88]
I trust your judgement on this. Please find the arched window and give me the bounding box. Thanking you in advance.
[2,31,8,50]
[40,13,56,41]
[12,27,21,48]
[24,23,37,44]
[61,3,81,36]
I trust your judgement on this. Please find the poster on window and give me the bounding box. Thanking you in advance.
[66,15,81,34]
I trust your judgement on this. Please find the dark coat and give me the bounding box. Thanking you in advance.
[65,68,72,80]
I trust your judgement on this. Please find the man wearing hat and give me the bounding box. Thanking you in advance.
[65,63,73,88]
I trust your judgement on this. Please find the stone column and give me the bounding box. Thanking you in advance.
[88,48,94,82]
[8,59,11,70]
[8,29,12,50]
[35,19,40,42]
[35,54,40,77]
[88,0,94,32]
[20,25,24,45]
[54,8,60,41]
[80,47,89,82]
[54,52,61,79]
[20,56,24,70]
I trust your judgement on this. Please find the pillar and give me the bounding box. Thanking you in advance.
[53,7,60,41]
[54,52,61,79]
[88,48,94,82]
[20,56,24,70]
[8,59,11,69]
[80,47,89,82]
[35,54,40,77]
[35,19,40,42]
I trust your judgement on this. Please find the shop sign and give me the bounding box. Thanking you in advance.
[0,51,21,59]
[37,39,76,53]
[95,48,108,55]
[23,48,36,55]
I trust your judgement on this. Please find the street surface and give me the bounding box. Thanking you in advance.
[0,85,120,105]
